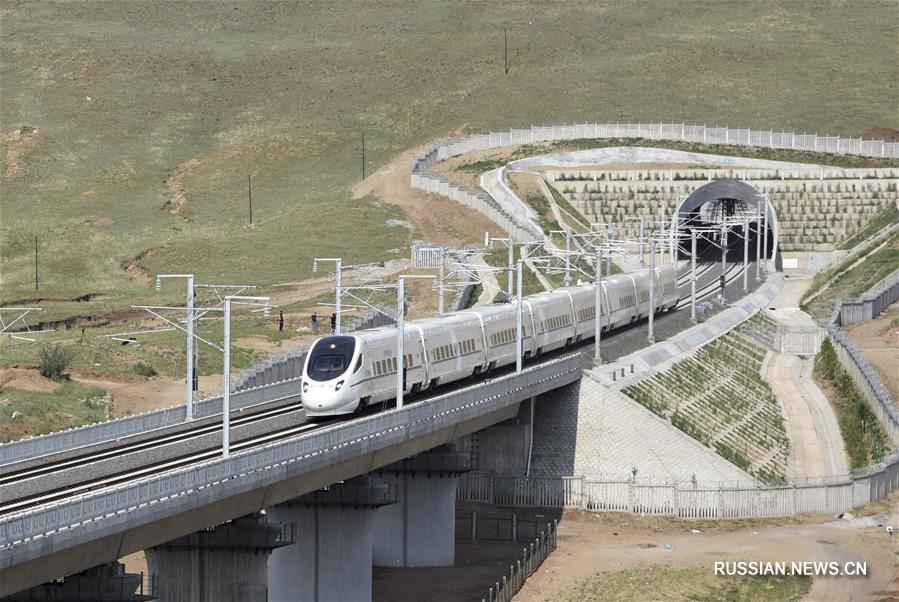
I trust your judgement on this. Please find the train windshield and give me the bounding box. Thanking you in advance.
[307,336,356,381]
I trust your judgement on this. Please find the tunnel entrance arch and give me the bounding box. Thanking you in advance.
[675,179,779,267]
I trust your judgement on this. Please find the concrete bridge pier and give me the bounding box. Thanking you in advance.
[372,449,472,567]
[145,514,293,602]
[267,478,397,602]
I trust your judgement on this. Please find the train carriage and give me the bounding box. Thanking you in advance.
[302,265,679,417]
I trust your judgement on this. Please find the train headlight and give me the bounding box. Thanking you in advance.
[302,381,309,393]
[335,380,345,391]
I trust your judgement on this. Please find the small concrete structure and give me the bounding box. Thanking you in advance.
[371,450,471,567]
[146,514,292,602]
[267,479,397,602]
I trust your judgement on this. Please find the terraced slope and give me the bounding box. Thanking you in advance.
[623,332,789,483]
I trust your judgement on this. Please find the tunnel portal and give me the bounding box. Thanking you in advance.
[675,179,778,266]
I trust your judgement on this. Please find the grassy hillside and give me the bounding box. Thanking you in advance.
[2,0,897,320]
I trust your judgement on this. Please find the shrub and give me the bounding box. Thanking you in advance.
[39,344,73,381]
[133,361,157,377]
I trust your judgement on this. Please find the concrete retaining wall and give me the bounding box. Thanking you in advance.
[837,270,899,326]
[411,122,897,242]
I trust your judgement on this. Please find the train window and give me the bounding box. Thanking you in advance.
[307,336,356,381]
[354,355,364,373]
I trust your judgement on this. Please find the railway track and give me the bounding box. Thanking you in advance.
[1,258,755,517]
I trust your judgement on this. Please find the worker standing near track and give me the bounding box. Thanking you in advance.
[311,312,319,334]
[330,313,336,334]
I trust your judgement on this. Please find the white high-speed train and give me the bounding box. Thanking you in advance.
[301,266,679,417]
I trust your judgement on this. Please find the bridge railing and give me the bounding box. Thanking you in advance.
[0,378,301,466]
[0,354,583,553]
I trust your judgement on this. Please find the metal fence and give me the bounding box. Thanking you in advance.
[0,354,583,558]
[455,511,541,543]
[827,269,899,448]
[418,123,899,163]
[482,519,557,602]
[457,467,899,519]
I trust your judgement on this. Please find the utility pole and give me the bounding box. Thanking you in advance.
[761,196,768,271]
[638,216,645,265]
[564,229,571,286]
[222,298,232,457]
[606,222,613,277]
[648,240,656,344]
[34,235,38,291]
[397,276,404,408]
[516,259,523,373]
[247,174,253,225]
[690,229,698,324]
[222,295,271,458]
[720,219,728,304]
[362,131,366,181]
[594,247,603,363]
[743,215,749,293]
[755,208,762,281]
[507,243,514,297]
[437,246,446,316]
[313,258,343,334]
[504,27,509,75]
[396,275,435,408]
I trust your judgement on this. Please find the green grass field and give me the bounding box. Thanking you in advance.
[1,2,897,436]
[2,1,897,320]
[801,231,899,321]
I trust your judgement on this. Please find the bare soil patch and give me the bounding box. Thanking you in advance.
[3,126,41,180]
[353,145,506,246]
[517,494,899,602]
[71,372,222,418]
[844,302,899,403]
[862,127,899,142]
[119,248,155,285]
[0,367,59,393]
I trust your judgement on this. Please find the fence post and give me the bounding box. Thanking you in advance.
[512,513,518,542]
[472,511,478,540]
[554,519,558,547]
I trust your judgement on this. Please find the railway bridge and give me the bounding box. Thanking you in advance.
[0,245,761,601]
[0,355,582,601]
